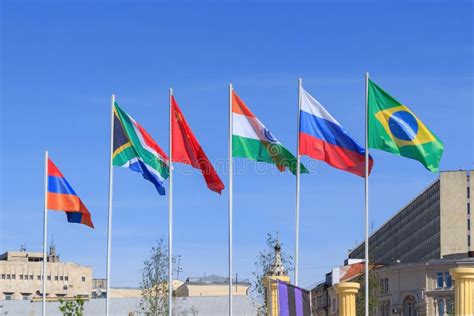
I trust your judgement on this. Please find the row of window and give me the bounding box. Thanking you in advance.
[436,272,452,288]
[1,274,86,282]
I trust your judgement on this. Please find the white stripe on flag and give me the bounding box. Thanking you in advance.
[301,88,342,127]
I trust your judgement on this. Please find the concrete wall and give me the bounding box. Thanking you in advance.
[440,171,469,257]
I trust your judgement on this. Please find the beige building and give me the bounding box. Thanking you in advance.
[349,170,473,264]
[0,245,92,301]
[174,275,250,297]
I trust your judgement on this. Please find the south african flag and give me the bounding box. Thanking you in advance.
[113,102,169,195]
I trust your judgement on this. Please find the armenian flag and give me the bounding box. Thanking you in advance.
[368,80,444,172]
[232,90,307,175]
[299,87,373,177]
[47,159,94,228]
[113,102,169,195]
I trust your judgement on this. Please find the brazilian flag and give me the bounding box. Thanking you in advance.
[368,80,444,172]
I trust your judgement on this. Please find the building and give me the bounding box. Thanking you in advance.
[349,170,473,264]
[0,245,92,301]
[174,275,250,297]
[92,279,184,299]
[311,170,474,316]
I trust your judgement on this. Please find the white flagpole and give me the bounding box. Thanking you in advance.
[42,150,48,316]
[364,72,370,316]
[228,83,233,316]
[105,94,115,316]
[168,88,174,316]
[295,78,302,286]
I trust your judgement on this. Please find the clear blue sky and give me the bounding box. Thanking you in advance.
[1,1,472,289]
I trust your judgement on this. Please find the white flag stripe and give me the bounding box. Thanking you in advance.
[301,88,342,127]
[128,114,169,164]
[233,113,281,144]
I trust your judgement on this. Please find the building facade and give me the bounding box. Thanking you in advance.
[0,246,92,300]
[349,170,472,264]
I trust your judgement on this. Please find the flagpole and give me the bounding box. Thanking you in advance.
[295,78,302,286]
[228,83,233,316]
[364,72,370,316]
[105,94,115,316]
[168,88,174,316]
[42,150,48,316]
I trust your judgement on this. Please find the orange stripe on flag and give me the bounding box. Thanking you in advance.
[47,192,81,212]
[232,91,256,118]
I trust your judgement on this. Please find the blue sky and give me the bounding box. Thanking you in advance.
[1,0,472,289]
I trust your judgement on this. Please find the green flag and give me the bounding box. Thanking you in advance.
[368,79,444,172]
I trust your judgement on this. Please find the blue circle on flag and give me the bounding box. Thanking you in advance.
[388,111,418,141]
[263,128,278,143]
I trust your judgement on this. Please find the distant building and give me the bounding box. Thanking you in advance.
[174,275,250,297]
[92,279,184,299]
[0,244,92,301]
[349,170,473,264]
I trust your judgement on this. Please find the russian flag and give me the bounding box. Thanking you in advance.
[299,88,373,177]
[47,159,94,228]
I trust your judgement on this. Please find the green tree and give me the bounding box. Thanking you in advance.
[58,297,84,316]
[251,233,293,315]
[355,269,379,316]
[139,238,173,315]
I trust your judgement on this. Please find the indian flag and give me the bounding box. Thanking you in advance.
[232,91,307,175]
[113,102,169,195]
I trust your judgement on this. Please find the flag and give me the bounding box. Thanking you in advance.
[47,159,94,228]
[113,102,169,195]
[232,90,307,175]
[171,96,225,194]
[277,280,311,316]
[368,80,444,172]
[299,87,373,177]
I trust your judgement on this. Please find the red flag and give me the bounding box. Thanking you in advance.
[171,96,225,194]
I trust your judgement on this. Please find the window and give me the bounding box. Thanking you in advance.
[468,187,470,198]
[12,274,16,280]
[1,274,4,279]
[469,235,471,247]
[7,274,11,280]
[29,275,33,280]
[437,272,444,288]
[47,276,51,280]
[81,277,86,282]
[384,278,389,293]
[65,276,69,281]
[331,298,337,313]
[468,203,471,215]
[22,294,29,300]
[60,276,64,281]
[54,276,58,281]
[4,293,12,300]
[445,272,452,288]
[380,279,385,294]
[19,275,23,280]
[37,275,41,280]
[468,219,471,231]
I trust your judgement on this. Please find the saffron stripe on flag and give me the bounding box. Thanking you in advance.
[47,193,81,212]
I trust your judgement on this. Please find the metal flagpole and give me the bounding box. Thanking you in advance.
[42,150,48,316]
[364,72,370,316]
[105,94,115,316]
[295,78,302,286]
[168,88,174,316]
[295,78,303,286]
[228,83,233,316]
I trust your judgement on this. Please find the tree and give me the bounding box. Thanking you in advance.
[355,269,379,316]
[58,297,84,316]
[251,233,294,315]
[139,238,198,316]
[139,238,173,316]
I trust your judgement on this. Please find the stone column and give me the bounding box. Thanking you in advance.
[334,282,360,316]
[450,267,474,316]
